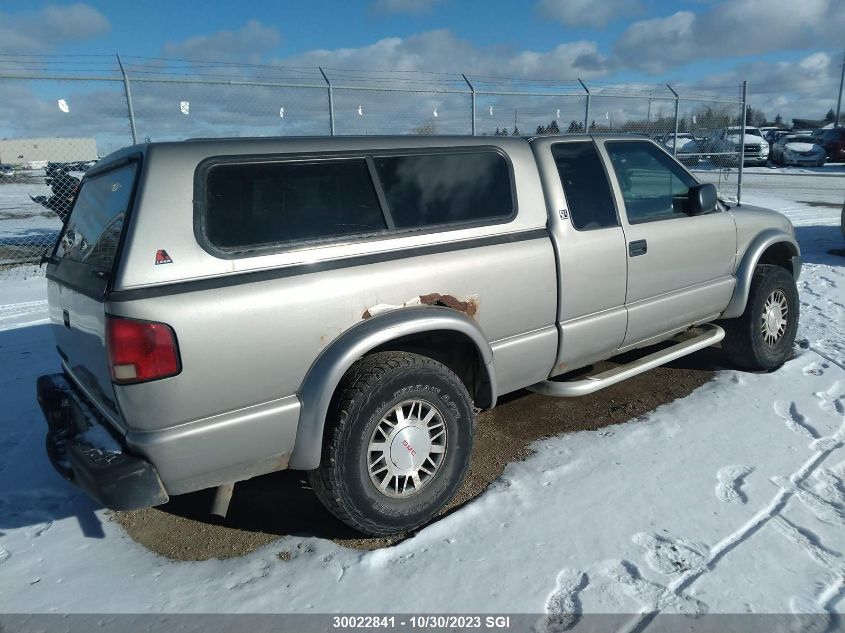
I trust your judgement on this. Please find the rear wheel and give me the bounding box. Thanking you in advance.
[309,351,474,536]
[721,264,799,370]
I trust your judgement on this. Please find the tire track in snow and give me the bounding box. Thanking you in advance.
[770,477,845,526]
[600,560,706,616]
[615,400,845,633]
[0,300,48,323]
[771,516,845,615]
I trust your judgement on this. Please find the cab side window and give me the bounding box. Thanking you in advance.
[551,141,618,230]
[606,141,699,224]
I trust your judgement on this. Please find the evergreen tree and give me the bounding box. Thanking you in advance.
[774,113,783,126]
[825,108,836,123]
[567,120,579,132]
[548,120,560,134]
[589,120,596,131]
[536,125,547,135]
[500,127,509,136]
[512,127,520,136]
[494,126,501,136]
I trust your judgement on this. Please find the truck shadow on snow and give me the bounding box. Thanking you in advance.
[794,225,845,265]
[0,324,107,540]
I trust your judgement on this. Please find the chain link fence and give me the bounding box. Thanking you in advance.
[0,55,747,279]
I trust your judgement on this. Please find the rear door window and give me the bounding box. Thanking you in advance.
[372,151,514,230]
[551,142,618,230]
[202,158,386,252]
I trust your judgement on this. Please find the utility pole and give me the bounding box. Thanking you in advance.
[836,49,845,128]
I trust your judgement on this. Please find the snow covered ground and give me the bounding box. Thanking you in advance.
[0,181,843,628]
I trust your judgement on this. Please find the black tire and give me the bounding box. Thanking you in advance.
[309,351,474,536]
[720,264,799,370]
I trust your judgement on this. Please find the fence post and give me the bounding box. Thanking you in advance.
[667,84,680,155]
[835,49,844,128]
[462,73,475,136]
[319,67,335,136]
[737,80,748,206]
[578,78,590,131]
[116,54,138,145]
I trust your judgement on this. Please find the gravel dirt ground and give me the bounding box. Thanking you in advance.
[112,344,724,560]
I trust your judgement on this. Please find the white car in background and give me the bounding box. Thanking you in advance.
[711,126,770,166]
[770,134,827,167]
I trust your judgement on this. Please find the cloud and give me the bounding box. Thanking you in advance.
[370,0,449,15]
[0,3,109,53]
[537,0,643,28]
[694,51,842,123]
[614,0,845,73]
[162,20,281,63]
[278,29,610,80]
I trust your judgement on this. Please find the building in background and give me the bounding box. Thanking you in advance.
[0,137,98,167]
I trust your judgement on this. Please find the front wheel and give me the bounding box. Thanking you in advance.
[721,264,799,370]
[309,351,474,536]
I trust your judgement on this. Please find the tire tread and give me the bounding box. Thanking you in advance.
[309,351,470,536]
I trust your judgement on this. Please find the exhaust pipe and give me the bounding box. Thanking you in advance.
[211,482,235,518]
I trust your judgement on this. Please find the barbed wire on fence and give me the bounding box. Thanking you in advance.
[0,54,747,278]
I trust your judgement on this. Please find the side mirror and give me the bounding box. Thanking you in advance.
[687,183,718,215]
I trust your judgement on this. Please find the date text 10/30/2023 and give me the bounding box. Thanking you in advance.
[332,615,512,629]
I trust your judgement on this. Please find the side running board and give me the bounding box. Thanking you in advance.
[527,324,725,398]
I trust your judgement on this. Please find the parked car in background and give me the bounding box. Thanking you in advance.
[820,128,845,163]
[0,164,16,177]
[708,126,770,166]
[770,134,827,167]
[659,132,700,165]
[764,129,791,145]
[811,129,828,144]
[65,160,97,172]
[714,126,769,165]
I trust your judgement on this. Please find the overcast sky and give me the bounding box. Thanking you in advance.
[0,0,843,124]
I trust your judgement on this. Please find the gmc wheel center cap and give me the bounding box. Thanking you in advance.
[389,426,430,470]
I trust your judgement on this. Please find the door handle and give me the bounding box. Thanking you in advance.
[629,239,648,257]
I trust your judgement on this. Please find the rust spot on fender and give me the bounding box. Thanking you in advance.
[419,292,479,318]
[362,293,479,320]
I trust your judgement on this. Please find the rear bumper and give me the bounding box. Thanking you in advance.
[36,373,169,511]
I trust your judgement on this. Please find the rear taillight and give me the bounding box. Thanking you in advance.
[106,315,181,384]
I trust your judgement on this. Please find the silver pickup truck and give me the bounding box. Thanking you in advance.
[36,134,800,536]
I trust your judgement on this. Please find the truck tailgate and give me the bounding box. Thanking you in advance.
[45,160,140,430]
